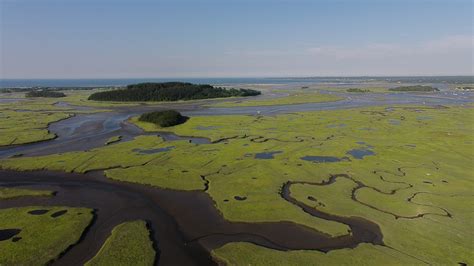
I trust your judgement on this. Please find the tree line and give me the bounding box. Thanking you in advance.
[25,91,66,98]
[88,82,261,101]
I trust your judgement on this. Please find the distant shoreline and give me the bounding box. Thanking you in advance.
[1,76,472,88]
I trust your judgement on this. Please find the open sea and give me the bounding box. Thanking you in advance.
[0,77,372,88]
[1,76,471,88]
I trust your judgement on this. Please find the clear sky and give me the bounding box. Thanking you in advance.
[1,0,472,78]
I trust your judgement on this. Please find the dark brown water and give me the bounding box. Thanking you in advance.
[0,170,384,266]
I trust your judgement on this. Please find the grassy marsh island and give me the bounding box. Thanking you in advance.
[25,90,66,98]
[86,220,155,266]
[389,85,439,92]
[210,92,341,107]
[0,187,54,199]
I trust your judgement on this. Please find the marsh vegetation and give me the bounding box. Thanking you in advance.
[389,85,439,92]
[0,85,472,265]
[25,91,66,98]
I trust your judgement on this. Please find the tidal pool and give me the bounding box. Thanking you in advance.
[255,151,282,159]
[0,229,21,241]
[346,148,375,159]
[51,210,68,218]
[28,209,49,215]
[300,156,342,163]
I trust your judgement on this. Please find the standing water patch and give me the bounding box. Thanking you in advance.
[255,151,282,159]
[346,148,375,159]
[0,229,21,241]
[28,209,49,215]
[301,156,342,163]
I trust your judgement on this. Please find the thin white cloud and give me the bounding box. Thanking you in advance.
[306,35,474,60]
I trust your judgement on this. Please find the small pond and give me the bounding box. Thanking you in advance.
[255,151,282,159]
[0,229,21,241]
[301,156,342,163]
[346,148,375,159]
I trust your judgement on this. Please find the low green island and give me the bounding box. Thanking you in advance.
[26,90,66,98]
[0,188,54,199]
[88,82,261,102]
[389,85,439,92]
[347,88,370,93]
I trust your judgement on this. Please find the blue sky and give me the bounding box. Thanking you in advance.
[1,0,472,78]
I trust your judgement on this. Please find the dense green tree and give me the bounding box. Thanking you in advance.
[88,82,261,101]
[138,110,188,127]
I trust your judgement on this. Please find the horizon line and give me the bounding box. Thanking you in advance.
[1,74,473,80]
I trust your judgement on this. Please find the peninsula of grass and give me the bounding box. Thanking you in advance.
[88,82,261,102]
[25,90,66,98]
[0,206,93,265]
[0,108,72,146]
[389,85,439,92]
[0,187,54,199]
[210,92,341,107]
[138,110,188,127]
[86,220,155,266]
[105,135,122,145]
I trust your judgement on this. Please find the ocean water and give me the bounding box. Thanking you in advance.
[0,78,323,88]
[1,76,468,88]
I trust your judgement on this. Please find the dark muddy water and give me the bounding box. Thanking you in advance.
[0,170,384,266]
[0,229,21,241]
[254,151,282,159]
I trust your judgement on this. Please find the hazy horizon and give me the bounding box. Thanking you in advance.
[1,0,473,78]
